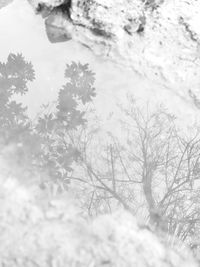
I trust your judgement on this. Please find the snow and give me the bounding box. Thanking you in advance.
[0,1,200,265]
[0,0,200,133]
[0,159,197,267]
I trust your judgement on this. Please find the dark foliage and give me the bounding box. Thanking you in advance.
[0,56,96,189]
[0,53,35,143]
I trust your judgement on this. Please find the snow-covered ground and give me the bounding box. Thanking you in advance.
[0,0,199,133]
[0,158,197,267]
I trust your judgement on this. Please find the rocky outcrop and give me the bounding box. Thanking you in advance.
[0,165,197,267]
[27,0,200,96]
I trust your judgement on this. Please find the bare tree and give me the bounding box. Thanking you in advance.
[117,98,200,241]
[67,97,200,246]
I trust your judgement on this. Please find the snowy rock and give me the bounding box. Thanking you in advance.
[27,0,200,93]
[45,9,73,42]
[27,0,69,10]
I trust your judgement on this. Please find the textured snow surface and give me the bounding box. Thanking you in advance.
[28,0,200,94]
[0,160,197,267]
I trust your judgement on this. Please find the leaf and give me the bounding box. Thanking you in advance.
[57,88,77,113]
[67,109,86,129]
[64,61,96,103]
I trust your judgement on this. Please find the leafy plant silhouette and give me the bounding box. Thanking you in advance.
[0,53,35,144]
[0,55,96,189]
[35,62,96,184]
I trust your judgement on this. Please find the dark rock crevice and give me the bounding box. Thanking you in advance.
[57,0,72,19]
[179,16,200,44]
